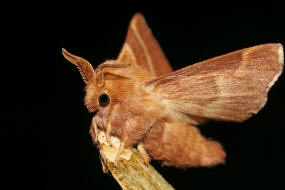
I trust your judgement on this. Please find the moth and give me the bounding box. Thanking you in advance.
[62,13,283,168]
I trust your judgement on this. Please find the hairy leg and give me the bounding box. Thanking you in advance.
[137,142,150,164]
[90,116,98,144]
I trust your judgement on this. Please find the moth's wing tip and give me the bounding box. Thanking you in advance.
[133,12,144,19]
[131,12,146,25]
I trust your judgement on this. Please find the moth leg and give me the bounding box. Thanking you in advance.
[106,122,112,146]
[137,142,150,165]
[106,103,123,145]
[114,141,126,166]
[89,117,98,144]
[98,148,109,173]
[113,118,131,166]
[92,116,98,143]
[100,159,108,173]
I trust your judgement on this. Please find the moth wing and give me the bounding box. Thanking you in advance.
[118,13,173,77]
[147,44,283,123]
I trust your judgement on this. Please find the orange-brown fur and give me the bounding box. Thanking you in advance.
[84,61,163,147]
[143,121,226,167]
[147,44,283,122]
[62,13,283,168]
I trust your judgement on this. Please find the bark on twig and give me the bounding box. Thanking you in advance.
[97,131,175,190]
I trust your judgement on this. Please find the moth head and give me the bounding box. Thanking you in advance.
[62,48,134,114]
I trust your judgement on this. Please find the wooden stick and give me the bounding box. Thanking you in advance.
[97,130,175,190]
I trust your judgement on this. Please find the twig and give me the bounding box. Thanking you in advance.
[97,130,175,190]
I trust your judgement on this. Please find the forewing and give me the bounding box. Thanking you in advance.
[118,13,173,77]
[147,44,283,123]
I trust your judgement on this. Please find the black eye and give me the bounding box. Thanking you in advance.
[98,93,110,107]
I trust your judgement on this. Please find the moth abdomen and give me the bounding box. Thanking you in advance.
[143,121,226,168]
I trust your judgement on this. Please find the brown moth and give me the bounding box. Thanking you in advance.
[62,13,283,168]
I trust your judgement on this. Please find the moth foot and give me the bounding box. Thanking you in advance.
[90,116,100,144]
[137,143,150,165]
[90,121,98,145]
[106,133,112,146]
[113,142,125,166]
[100,159,108,173]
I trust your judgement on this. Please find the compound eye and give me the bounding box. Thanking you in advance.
[98,93,110,107]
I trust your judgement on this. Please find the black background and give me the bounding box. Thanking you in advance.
[2,2,285,190]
